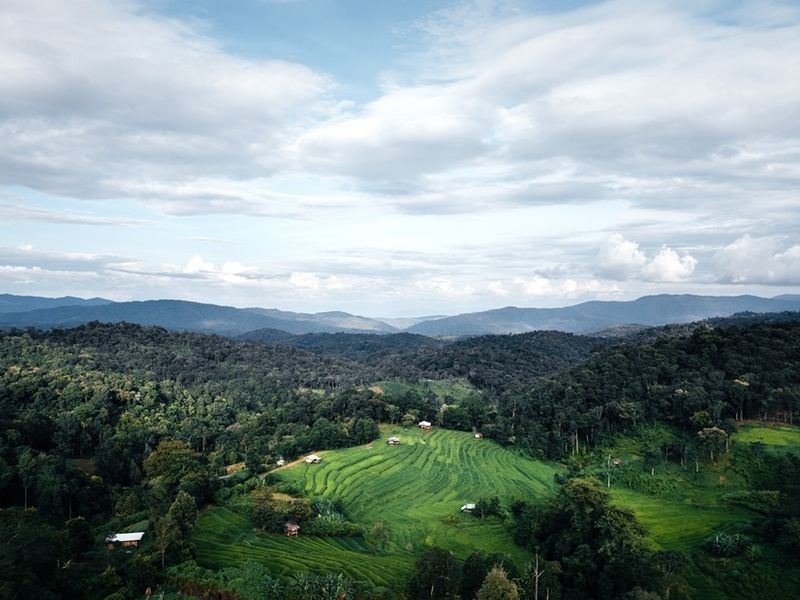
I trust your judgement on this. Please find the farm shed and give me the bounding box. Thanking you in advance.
[418,421,432,430]
[305,454,322,464]
[106,531,144,550]
[461,503,476,512]
[285,523,300,537]
[387,436,401,445]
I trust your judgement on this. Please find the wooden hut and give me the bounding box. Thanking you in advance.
[106,532,144,550]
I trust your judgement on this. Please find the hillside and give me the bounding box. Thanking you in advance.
[195,427,559,588]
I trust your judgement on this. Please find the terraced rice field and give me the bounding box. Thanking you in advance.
[279,426,558,560]
[195,426,560,588]
[194,508,414,589]
[734,423,800,455]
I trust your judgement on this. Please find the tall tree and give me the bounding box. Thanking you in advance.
[408,547,460,599]
[476,567,519,600]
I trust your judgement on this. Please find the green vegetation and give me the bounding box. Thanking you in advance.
[278,427,557,560]
[194,508,414,589]
[735,423,800,455]
[193,427,559,588]
[376,377,479,404]
[610,489,751,550]
[2,319,800,598]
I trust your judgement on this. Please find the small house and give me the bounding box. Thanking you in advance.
[474,432,483,439]
[461,503,476,513]
[387,436,401,446]
[305,454,322,464]
[106,532,144,550]
[419,420,432,430]
[285,523,300,537]
[276,458,286,466]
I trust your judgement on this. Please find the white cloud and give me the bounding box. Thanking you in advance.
[642,246,698,282]
[2,0,800,224]
[513,276,619,298]
[714,235,800,284]
[414,277,475,297]
[0,200,150,226]
[598,233,647,278]
[488,280,510,296]
[0,0,333,207]
[184,255,215,274]
[286,272,361,294]
[598,234,698,282]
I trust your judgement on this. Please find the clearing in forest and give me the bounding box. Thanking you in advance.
[194,426,560,588]
[734,423,800,455]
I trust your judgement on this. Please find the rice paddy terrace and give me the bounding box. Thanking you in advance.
[194,426,560,588]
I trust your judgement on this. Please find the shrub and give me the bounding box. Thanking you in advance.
[705,533,752,557]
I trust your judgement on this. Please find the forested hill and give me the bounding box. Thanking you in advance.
[5,318,798,461]
[238,329,443,358]
[0,323,607,401]
[501,320,800,457]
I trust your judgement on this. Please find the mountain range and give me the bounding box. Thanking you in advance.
[1,293,799,337]
[407,294,800,336]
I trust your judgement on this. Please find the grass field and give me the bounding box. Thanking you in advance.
[610,423,800,599]
[734,423,800,455]
[194,426,559,588]
[610,488,752,550]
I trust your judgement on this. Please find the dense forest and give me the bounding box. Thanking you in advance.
[1,316,799,598]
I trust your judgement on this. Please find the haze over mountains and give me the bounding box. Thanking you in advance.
[2,293,800,338]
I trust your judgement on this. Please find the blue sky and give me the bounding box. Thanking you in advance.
[1,0,799,316]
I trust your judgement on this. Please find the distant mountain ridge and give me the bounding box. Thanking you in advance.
[407,294,800,336]
[0,293,111,313]
[0,298,399,336]
[1,292,799,338]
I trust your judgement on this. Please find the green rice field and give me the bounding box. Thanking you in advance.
[195,426,559,587]
[193,508,414,589]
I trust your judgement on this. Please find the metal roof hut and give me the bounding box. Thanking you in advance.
[285,523,300,537]
[106,532,145,550]
[387,436,401,445]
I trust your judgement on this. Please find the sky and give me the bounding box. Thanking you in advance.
[1,0,799,317]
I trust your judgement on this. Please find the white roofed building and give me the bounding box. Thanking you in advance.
[106,531,144,549]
